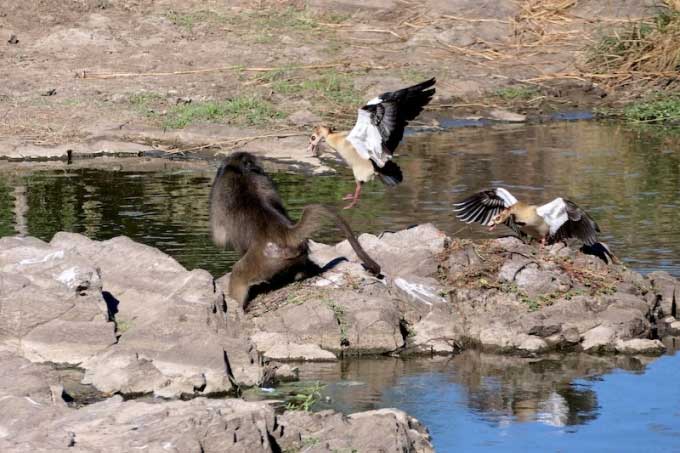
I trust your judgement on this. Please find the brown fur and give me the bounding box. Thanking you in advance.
[209,152,381,308]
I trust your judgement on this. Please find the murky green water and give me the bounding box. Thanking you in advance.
[1,120,680,276]
[2,120,680,451]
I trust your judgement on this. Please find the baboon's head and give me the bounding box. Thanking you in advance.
[225,152,264,175]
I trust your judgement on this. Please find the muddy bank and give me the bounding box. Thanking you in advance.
[0,0,668,161]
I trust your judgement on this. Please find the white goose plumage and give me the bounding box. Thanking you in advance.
[307,78,436,208]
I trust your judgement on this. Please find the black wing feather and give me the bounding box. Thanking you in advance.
[361,78,436,153]
[453,189,511,226]
[551,200,600,246]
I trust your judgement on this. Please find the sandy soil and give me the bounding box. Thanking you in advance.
[0,0,663,163]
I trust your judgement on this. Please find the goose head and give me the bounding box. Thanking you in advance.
[308,125,332,156]
[489,208,512,231]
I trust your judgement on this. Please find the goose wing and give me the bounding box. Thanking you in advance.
[347,78,436,167]
[453,188,518,226]
[537,198,600,245]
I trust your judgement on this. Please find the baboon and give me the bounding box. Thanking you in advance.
[209,152,381,308]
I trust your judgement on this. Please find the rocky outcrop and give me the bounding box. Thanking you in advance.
[2,225,676,452]
[2,225,675,386]
[233,224,674,358]
[425,236,668,355]
[0,352,432,453]
[0,233,261,399]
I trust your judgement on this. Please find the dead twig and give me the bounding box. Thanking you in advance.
[442,14,510,24]
[77,61,395,80]
[172,132,307,153]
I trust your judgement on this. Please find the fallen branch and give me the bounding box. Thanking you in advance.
[520,70,680,83]
[172,132,307,153]
[77,62,366,80]
[442,14,510,24]
[437,39,506,61]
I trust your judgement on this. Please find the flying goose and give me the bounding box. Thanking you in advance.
[453,188,601,246]
[308,78,436,209]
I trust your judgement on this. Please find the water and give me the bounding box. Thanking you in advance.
[2,120,679,277]
[299,351,680,452]
[2,119,680,450]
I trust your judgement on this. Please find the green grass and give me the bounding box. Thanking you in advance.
[267,70,362,108]
[116,319,132,334]
[164,9,228,32]
[324,300,349,344]
[285,381,324,411]
[162,97,285,129]
[494,86,540,100]
[620,96,680,122]
[128,92,164,115]
[247,7,320,32]
[401,67,431,83]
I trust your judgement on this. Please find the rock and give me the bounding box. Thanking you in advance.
[581,325,616,352]
[393,275,447,306]
[1,233,261,400]
[489,108,527,122]
[2,396,278,453]
[3,223,675,392]
[426,235,671,355]
[670,319,680,335]
[276,408,433,453]
[408,303,459,354]
[657,316,680,337]
[267,363,299,383]
[249,287,403,356]
[0,236,116,364]
[518,336,549,353]
[288,109,321,126]
[0,352,433,453]
[333,224,447,278]
[648,271,678,318]
[253,333,338,361]
[499,258,571,298]
[615,339,665,355]
[22,319,116,364]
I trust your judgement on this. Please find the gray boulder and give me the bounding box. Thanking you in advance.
[0,353,432,453]
[1,233,262,399]
[0,236,116,365]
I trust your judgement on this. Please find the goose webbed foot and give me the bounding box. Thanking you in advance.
[343,198,360,209]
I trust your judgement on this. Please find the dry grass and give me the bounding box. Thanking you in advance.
[586,2,680,88]
[512,0,577,47]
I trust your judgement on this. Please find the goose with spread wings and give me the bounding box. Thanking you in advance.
[453,188,601,246]
[307,78,436,208]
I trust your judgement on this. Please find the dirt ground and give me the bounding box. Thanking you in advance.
[0,0,667,163]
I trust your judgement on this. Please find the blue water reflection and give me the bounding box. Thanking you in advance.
[301,352,680,452]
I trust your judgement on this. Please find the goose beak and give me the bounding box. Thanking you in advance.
[308,135,322,157]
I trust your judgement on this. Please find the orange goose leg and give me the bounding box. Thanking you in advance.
[343,182,363,209]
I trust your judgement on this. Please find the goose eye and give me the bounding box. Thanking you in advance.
[311,135,317,141]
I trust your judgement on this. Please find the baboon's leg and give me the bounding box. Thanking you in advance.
[228,246,293,308]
